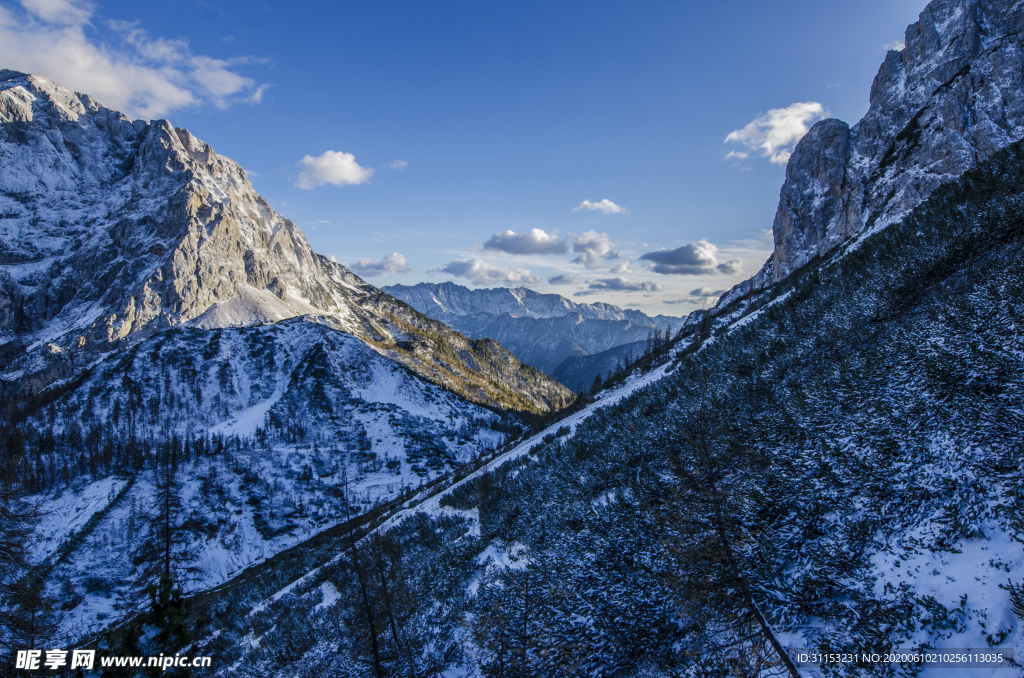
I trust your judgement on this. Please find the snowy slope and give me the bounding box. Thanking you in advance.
[198,84,1024,678]
[21,315,509,638]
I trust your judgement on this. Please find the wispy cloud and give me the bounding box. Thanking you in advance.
[296,150,374,189]
[883,39,905,51]
[640,239,741,276]
[481,228,567,255]
[547,274,578,286]
[572,231,618,268]
[387,159,408,170]
[0,0,267,119]
[349,252,411,277]
[725,101,827,166]
[573,199,628,214]
[437,259,540,286]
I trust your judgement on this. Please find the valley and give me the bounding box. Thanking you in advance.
[2,0,1024,675]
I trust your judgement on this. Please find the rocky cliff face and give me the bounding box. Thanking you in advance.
[764,0,1024,284]
[0,72,571,412]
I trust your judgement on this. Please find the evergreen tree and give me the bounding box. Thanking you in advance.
[118,441,197,670]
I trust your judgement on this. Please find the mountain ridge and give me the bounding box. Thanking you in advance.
[0,71,571,413]
[384,281,677,324]
[385,281,684,379]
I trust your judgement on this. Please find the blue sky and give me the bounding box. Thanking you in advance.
[1,0,926,314]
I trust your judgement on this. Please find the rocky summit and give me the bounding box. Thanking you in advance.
[758,0,1024,286]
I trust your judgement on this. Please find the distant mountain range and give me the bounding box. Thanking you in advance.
[384,282,685,387]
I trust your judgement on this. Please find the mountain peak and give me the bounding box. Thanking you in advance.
[0,73,572,411]
[757,0,1024,286]
[0,71,113,125]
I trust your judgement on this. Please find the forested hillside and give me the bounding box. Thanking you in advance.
[205,128,1024,678]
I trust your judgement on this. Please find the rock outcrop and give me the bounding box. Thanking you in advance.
[765,0,1024,284]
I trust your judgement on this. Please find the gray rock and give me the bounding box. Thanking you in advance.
[768,0,1024,283]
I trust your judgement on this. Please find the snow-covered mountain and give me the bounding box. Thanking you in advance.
[384,282,684,379]
[384,282,659,322]
[22,317,510,639]
[207,109,1024,678]
[0,70,572,649]
[6,0,1024,672]
[0,71,571,413]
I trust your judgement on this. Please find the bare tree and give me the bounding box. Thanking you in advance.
[662,381,803,678]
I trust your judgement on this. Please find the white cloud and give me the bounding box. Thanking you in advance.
[884,40,905,51]
[639,238,745,277]
[573,199,628,214]
[665,287,728,306]
[20,0,89,24]
[547,274,578,286]
[481,228,567,255]
[574,277,663,296]
[571,230,618,268]
[0,1,266,119]
[349,253,411,278]
[296,150,374,189]
[388,159,408,170]
[725,150,748,160]
[725,101,827,166]
[438,259,540,286]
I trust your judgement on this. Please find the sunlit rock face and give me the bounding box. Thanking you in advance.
[766,0,1024,284]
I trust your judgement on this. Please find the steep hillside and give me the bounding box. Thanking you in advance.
[0,72,571,413]
[385,282,683,378]
[204,120,1024,678]
[551,339,646,393]
[9,315,517,640]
